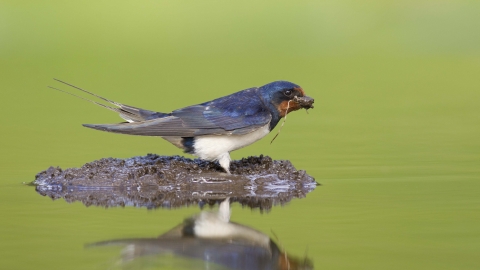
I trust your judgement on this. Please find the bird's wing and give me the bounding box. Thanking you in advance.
[83,87,272,136]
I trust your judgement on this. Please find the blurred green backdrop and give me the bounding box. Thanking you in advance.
[1,1,479,269]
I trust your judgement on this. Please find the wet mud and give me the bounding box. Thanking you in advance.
[35,154,317,211]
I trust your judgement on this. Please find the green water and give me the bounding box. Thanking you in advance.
[1,1,479,269]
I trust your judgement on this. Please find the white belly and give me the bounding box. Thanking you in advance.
[193,124,270,161]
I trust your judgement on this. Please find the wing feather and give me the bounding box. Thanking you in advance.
[83,87,272,136]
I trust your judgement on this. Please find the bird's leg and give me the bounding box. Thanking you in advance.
[218,152,231,174]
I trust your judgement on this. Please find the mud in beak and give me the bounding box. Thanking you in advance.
[294,95,314,109]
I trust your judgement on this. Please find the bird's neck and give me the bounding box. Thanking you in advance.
[254,89,282,131]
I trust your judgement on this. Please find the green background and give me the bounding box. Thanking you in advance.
[1,1,479,269]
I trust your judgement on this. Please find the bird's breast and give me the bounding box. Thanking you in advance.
[192,124,270,161]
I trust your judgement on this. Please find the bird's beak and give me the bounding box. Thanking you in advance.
[294,96,314,109]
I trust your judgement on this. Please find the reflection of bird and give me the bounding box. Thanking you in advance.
[89,198,314,270]
[51,79,314,174]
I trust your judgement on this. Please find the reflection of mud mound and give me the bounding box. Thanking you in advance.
[34,154,317,211]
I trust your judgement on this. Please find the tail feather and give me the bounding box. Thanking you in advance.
[50,79,167,122]
[48,85,120,114]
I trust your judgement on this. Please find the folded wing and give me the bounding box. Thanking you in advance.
[83,87,271,136]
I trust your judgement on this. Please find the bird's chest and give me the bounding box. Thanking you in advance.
[193,124,270,159]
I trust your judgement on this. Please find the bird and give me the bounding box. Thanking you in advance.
[50,79,314,174]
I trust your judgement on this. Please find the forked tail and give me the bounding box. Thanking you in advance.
[49,79,168,122]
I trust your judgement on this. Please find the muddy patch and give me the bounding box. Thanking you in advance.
[34,154,317,211]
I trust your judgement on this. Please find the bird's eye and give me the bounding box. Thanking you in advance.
[284,89,293,97]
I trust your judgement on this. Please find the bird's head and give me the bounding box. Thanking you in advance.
[258,81,314,117]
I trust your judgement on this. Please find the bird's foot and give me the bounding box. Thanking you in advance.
[218,153,231,175]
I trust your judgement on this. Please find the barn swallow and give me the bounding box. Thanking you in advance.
[50,79,314,174]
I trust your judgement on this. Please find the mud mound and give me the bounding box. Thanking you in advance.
[34,154,317,211]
